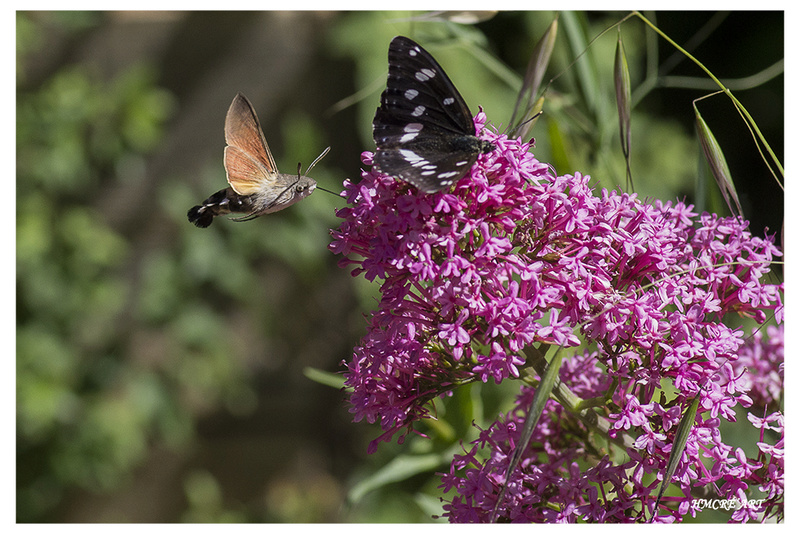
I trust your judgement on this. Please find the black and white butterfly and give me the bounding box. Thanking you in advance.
[372,36,496,194]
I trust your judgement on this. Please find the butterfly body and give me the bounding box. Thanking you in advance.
[188,93,325,228]
[373,36,495,193]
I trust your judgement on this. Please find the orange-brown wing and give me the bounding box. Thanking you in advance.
[224,93,278,178]
[224,145,274,195]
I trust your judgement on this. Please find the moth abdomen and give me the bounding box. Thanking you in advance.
[187,187,251,228]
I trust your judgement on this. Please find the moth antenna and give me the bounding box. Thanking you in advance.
[298,147,338,197]
[305,146,331,175]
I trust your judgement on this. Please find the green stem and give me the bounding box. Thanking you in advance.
[632,11,784,182]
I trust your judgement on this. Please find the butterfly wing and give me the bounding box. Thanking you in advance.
[373,36,475,146]
[372,36,493,193]
[373,147,478,194]
[224,93,278,195]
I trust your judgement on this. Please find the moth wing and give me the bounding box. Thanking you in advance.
[224,93,279,175]
[224,145,275,196]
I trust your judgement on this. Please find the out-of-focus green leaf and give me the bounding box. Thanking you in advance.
[348,451,450,504]
[304,367,346,389]
[510,18,557,139]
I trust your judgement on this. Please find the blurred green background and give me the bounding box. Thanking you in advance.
[16,11,783,523]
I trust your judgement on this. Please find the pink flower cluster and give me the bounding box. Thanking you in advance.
[329,114,783,522]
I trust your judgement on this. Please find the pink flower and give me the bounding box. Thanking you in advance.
[330,113,783,523]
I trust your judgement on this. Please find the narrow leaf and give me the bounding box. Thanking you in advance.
[694,103,744,217]
[348,452,447,504]
[490,349,563,522]
[303,366,346,389]
[561,11,602,115]
[652,394,700,521]
[509,18,558,135]
[614,31,633,191]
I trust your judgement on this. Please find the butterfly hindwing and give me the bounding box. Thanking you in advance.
[374,146,478,194]
[372,36,495,193]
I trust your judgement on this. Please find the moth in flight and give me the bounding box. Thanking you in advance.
[188,93,329,228]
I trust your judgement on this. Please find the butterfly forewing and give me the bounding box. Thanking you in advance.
[375,37,475,142]
[372,36,495,193]
[224,93,278,195]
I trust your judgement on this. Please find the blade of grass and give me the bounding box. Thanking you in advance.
[490,349,563,522]
[651,394,700,521]
[633,11,783,185]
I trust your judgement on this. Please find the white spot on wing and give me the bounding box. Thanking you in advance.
[415,68,436,82]
[438,171,459,179]
[404,89,419,100]
[443,97,455,105]
[398,123,423,143]
[411,105,425,117]
[400,149,426,166]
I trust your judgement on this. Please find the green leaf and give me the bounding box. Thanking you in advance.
[348,452,449,504]
[491,349,563,522]
[652,394,701,520]
[303,367,346,389]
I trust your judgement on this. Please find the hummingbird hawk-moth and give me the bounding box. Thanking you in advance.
[188,92,329,228]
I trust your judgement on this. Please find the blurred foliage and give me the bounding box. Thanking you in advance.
[16,13,181,520]
[16,10,782,523]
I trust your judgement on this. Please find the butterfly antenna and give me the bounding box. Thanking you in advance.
[507,110,544,138]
